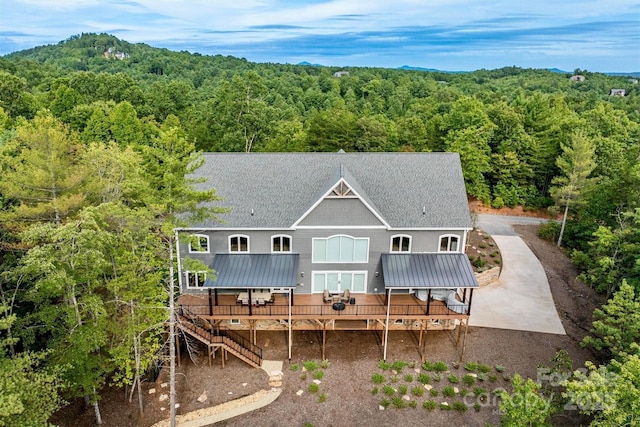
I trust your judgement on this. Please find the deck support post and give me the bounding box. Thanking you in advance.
[421,321,428,363]
[208,289,213,316]
[383,289,391,361]
[288,289,292,360]
[459,319,469,363]
[248,289,252,316]
[322,321,327,360]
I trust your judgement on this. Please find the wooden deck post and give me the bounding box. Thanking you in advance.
[421,321,428,363]
[248,289,253,316]
[208,289,213,316]
[383,289,391,361]
[426,289,431,315]
[467,289,474,316]
[288,289,292,360]
[459,319,469,363]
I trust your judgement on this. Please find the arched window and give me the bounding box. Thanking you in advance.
[188,234,209,253]
[312,235,369,263]
[390,234,412,252]
[439,234,460,252]
[229,234,250,252]
[271,234,292,253]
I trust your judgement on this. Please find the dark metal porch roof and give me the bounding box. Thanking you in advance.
[204,254,299,288]
[381,253,479,289]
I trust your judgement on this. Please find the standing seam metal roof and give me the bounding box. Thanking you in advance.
[381,253,479,289]
[204,254,299,288]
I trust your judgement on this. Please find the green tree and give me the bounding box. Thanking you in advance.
[550,130,597,247]
[499,374,554,427]
[581,280,640,360]
[0,112,91,225]
[563,353,640,427]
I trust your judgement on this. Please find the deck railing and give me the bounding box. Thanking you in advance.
[179,298,470,318]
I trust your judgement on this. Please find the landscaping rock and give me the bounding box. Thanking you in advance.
[313,379,321,385]
[159,394,168,402]
[160,382,168,388]
[424,384,433,391]
[197,392,207,403]
[269,380,282,387]
[402,395,410,401]
[148,388,156,395]
[453,387,459,394]
[379,405,385,411]
[296,390,304,396]
[242,382,248,387]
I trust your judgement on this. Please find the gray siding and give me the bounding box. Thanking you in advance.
[179,228,466,295]
[298,198,384,227]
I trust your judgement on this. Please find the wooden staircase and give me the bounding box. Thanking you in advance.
[176,308,263,368]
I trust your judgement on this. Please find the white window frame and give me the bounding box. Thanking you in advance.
[228,234,250,253]
[312,235,369,263]
[311,271,368,293]
[188,234,210,253]
[390,234,412,252]
[438,234,461,253]
[185,271,207,288]
[271,234,292,253]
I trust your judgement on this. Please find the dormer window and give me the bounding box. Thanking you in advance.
[229,235,249,252]
[188,234,209,253]
[390,235,411,252]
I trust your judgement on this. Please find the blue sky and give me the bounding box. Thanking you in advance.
[1,0,639,72]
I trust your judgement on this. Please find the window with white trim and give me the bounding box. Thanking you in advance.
[312,235,369,263]
[186,271,207,288]
[439,234,460,252]
[312,271,367,293]
[188,234,209,253]
[390,234,411,252]
[229,235,249,252]
[271,234,292,253]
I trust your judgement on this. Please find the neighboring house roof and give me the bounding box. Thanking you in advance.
[190,152,472,229]
[381,253,478,289]
[609,89,625,96]
[204,254,299,288]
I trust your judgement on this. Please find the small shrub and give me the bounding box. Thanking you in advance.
[378,360,391,370]
[313,370,324,380]
[447,374,459,384]
[371,386,379,395]
[479,243,487,249]
[290,363,299,371]
[442,386,456,397]
[472,256,487,268]
[488,374,498,382]
[308,383,319,393]
[478,364,492,373]
[452,401,468,413]
[382,385,395,396]
[494,259,501,265]
[494,364,505,373]
[417,373,431,384]
[320,359,330,369]
[318,393,327,403]
[473,402,481,412]
[422,361,434,371]
[429,389,439,397]
[391,396,407,409]
[404,374,414,383]
[473,387,487,397]
[408,361,416,369]
[492,196,505,209]
[380,398,390,409]
[463,374,475,385]
[423,400,437,410]
[433,361,448,372]
[460,388,469,397]
[431,373,441,382]
[390,375,399,383]
[299,372,307,380]
[371,373,385,384]
[303,360,319,371]
[398,385,408,395]
[409,400,417,409]
[503,373,512,382]
[464,362,479,372]
[538,221,560,242]
[440,402,451,410]
[477,372,487,382]
[489,252,497,258]
[411,386,424,397]
[390,360,408,372]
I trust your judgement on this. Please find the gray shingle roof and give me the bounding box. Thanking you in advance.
[381,253,479,289]
[191,152,471,229]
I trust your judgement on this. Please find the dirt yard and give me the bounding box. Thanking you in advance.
[51,223,605,427]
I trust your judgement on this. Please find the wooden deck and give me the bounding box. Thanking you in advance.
[178,291,470,322]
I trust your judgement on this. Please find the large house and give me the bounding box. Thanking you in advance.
[175,152,479,367]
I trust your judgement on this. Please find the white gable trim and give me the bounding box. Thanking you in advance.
[291,178,390,228]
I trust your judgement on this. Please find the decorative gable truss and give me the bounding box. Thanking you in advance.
[293,177,390,229]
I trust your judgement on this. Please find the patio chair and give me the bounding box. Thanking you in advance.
[323,289,333,303]
[340,289,351,303]
[257,298,266,306]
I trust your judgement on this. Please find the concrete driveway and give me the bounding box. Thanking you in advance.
[469,215,566,335]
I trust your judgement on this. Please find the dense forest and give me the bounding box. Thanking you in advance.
[0,33,639,425]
